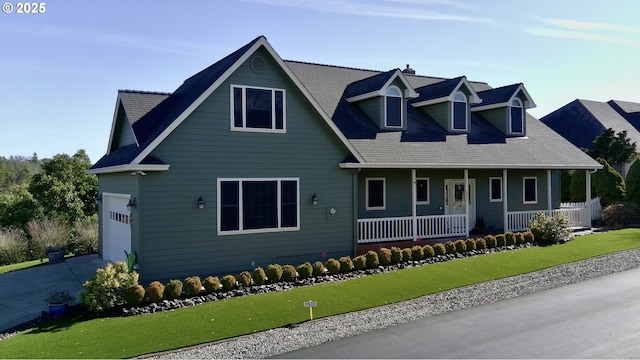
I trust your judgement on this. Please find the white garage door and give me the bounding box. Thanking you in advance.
[103,193,132,263]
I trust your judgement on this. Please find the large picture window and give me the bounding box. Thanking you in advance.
[366,178,386,210]
[523,177,537,204]
[231,85,285,132]
[218,178,299,234]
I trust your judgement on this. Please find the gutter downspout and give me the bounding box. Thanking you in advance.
[586,169,597,228]
[352,169,360,256]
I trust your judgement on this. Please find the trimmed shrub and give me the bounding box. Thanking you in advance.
[411,245,424,261]
[164,279,183,300]
[529,212,570,245]
[203,276,221,293]
[602,203,640,227]
[454,239,467,253]
[339,256,354,273]
[505,232,516,246]
[444,241,456,254]
[484,235,497,248]
[422,244,435,258]
[79,262,139,313]
[237,271,252,287]
[433,243,446,256]
[297,262,313,279]
[390,247,403,264]
[496,234,506,247]
[183,276,202,297]
[266,264,283,283]
[365,250,379,268]
[221,274,236,291]
[252,267,267,286]
[475,237,486,250]
[124,285,145,306]
[523,231,534,243]
[465,238,476,251]
[146,281,164,303]
[515,232,525,245]
[378,248,392,265]
[312,261,325,276]
[401,248,412,262]
[592,158,625,206]
[326,258,341,274]
[282,265,297,282]
[353,255,367,270]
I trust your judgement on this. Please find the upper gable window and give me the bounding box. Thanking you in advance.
[385,86,403,128]
[510,98,524,134]
[452,91,467,131]
[232,85,285,132]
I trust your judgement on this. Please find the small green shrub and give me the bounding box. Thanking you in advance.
[124,285,145,306]
[297,262,313,279]
[515,232,525,245]
[282,265,297,281]
[146,281,164,303]
[475,237,486,250]
[465,238,476,251]
[326,258,341,274]
[411,245,424,261]
[365,250,379,268]
[203,276,221,293]
[266,264,283,283]
[183,276,202,297]
[237,271,252,287]
[433,243,446,256]
[401,248,412,262]
[422,244,435,257]
[339,256,354,273]
[496,234,506,247]
[378,248,392,265]
[164,279,183,300]
[454,239,467,253]
[312,261,325,276]
[523,231,534,243]
[505,232,516,246]
[221,274,236,291]
[252,267,266,286]
[352,255,367,270]
[484,235,497,248]
[529,212,571,245]
[79,262,139,313]
[444,241,456,254]
[390,247,403,264]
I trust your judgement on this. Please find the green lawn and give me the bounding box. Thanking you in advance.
[2,229,640,358]
[0,259,48,274]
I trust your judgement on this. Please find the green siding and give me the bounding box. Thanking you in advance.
[112,105,136,150]
[477,108,508,134]
[420,102,449,131]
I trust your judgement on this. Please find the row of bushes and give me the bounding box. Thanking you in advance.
[0,217,98,266]
[80,230,536,312]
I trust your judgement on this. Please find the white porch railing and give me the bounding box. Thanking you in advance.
[560,197,602,221]
[357,214,467,244]
[506,207,590,232]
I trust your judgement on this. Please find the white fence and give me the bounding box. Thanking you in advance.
[560,197,602,221]
[507,208,590,232]
[357,214,467,244]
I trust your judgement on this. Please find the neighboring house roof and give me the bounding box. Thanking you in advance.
[541,99,640,151]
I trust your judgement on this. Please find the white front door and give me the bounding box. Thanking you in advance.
[102,193,132,263]
[445,179,476,230]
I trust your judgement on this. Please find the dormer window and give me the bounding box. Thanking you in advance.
[510,98,524,134]
[385,86,402,128]
[452,91,468,131]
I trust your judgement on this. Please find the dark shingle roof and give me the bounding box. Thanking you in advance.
[412,76,465,103]
[343,70,398,99]
[118,90,171,125]
[473,83,522,107]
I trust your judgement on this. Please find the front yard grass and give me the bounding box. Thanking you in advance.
[1,228,640,358]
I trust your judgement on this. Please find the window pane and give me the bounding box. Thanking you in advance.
[386,96,402,127]
[281,180,298,228]
[275,90,284,130]
[243,181,277,229]
[246,88,273,129]
[524,178,536,202]
[511,107,523,133]
[233,87,243,128]
[453,101,466,130]
[490,178,502,201]
[368,180,384,208]
[416,179,428,202]
[221,181,240,231]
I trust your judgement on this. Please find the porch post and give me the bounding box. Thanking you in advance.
[464,169,469,238]
[412,169,418,241]
[547,169,552,217]
[503,169,508,232]
[586,169,593,228]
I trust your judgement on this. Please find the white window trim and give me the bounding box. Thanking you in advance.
[230,84,286,133]
[416,177,430,205]
[523,176,538,204]
[509,98,524,135]
[384,85,403,129]
[217,177,300,235]
[489,177,502,202]
[451,91,468,131]
[366,177,386,210]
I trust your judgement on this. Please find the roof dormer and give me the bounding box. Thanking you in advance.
[411,76,482,133]
[472,83,536,137]
[345,69,418,130]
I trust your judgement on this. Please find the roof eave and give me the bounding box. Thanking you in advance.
[339,162,603,170]
[86,164,170,175]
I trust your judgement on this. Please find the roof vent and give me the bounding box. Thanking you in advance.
[250,55,266,73]
[402,64,415,75]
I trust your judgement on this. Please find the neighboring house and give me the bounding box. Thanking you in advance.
[540,99,640,178]
[88,36,601,282]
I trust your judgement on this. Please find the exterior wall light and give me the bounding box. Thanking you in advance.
[126,197,136,211]
[198,196,205,209]
[95,194,102,204]
[312,194,318,205]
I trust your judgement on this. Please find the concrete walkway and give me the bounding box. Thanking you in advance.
[0,254,107,332]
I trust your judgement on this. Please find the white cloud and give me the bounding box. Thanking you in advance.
[543,18,640,34]
[527,16,640,47]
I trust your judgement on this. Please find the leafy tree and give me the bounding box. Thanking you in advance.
[0,184,41,229]
[28,150,97,225]
[569,170,586,202]
[560,170,571,202]
[592,158,625,206]
[0,154,40,191]
[625,157,640,206]
[589,128,637,166]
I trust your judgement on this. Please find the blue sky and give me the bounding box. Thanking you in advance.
[1,0,639,162]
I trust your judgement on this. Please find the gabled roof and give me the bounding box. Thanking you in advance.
[472,83,536,111]
[410,76,482,107]
[118,90,171,125]
[344,69,418,102]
